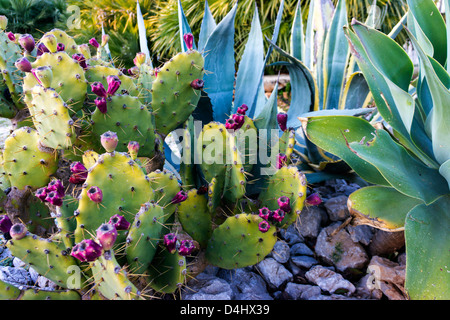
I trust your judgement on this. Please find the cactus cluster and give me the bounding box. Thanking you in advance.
[0,9,311,300]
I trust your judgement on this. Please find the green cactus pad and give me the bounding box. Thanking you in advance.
[176,189,212,248]
[20,289,81,300]
[90,251,142,300]
[91,94,157,158]
[7,231,78,289]
[0,151,11,191]
[85,65,139,98]
[54,195,78,249]
[258,165,307,228]
[223,131,246,204]
[205,213,277,269]
[74,151,153,243]
[135,63,155,105]
[152,50,204,136]
[23,194,54,236]
[43,29,79,56]
[236,116,258,173]
[29,85,77,150]
[147,246,187,294]
[2,127,58,190]
[125,202,165,275]
[23,51,87,113]
[147,169,181,222]
[0,279,21,300]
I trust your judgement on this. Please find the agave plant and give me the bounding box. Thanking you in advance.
[302,0,449,299]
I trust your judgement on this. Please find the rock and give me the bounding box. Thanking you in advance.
[0,266,30,288]
[12,257,26,268]
[36,275,57,290]
[256,258,293,289]
[298,206,328,238]
[270,240,290,264]
[347,224,374,246]
[183,273,233,300]
[305,265,356,296]
[290,242,314,256]
[324,195,350,221]
[355,274,383,300]
[315,222,369,272]
[28,267,39,284]
[219,268,273,300]
[279,223,304,245]
[284,282,321,300]
[366,256,406,300]
[368,229,405,257]
[290,256,318,269]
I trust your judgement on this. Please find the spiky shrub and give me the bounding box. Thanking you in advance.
[302,0,449,300]
[0,0,312,300]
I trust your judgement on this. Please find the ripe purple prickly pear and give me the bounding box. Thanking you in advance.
[7,32,15,42]
[271,209,286,223]
[36,42,49,56]
[96,223,117,251]
[305,193,322,206]
[56,42,65,52]
[277,113,288,132]
[94,97,107,114]
[18,34,35,52]
[89,37,100,48]
[258,207,271,220]
[91,82,107,98]
[237,104,248,115]
[100,131,118,152]
[45,191,63,206]
[15,57,32,73]
[87,186,103,203]
[106,75,121,95]
[171,190,188,204]
[190,79,204,90]
[108,214,130,231]
[9,223,27,240]
[183,33,194,51]
[71,239,103,262]
[163,233,177,254]
[0,215,12,234]
[277,196,291,213]
[72,53,88,70]
[258,220,270,233]
[69,162,88,184]
[35,187,48,202]
[178,239,194,256]
[276,153,287,169]
[47,179,65,198]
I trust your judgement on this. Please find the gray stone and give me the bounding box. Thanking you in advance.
[270,240,290,264]
[305,265,356,296]
[284,282,322,300]
[324,195,350,221]
[184,273,233,300]
[298,206,328,238]
[224,268,272,300]
[315,222,369,272]
[256,258,293,289]
[291,256,319,269]
[355,274,383,300]
[290,242,314,256]
[0,266,30,288]
[346,224,374,246]
[279,223,304,245]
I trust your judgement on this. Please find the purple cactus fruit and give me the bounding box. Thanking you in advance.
[69,161,88,184]
[89,37,100,48]
[277,113,288,132]
[271,209,286,223]
[127,141,140,159]
[91,82,107,98]
[45,191,63,207]
[237,104,248,115]
[71,239,103,262]
[258,207,271,220]
[15,57,32,73]
[87,186,103,203]
[106,75,121,96]
[225,118,237,130]
[9,223,27,240]
[133,52,146,67]
[18,34,35,52]
[231,113,245,130]
[35,187,48,202]
[7,32,15,42]
[100,131,118,152]
[0,215,13,234]
[72,53,87,70]
[163,233,178,254]
[190,79,204,90]
[183,33,194,51]
[96,223,117,251]
[171,190,188,204]
[108,214,130,231]
[56,42,65,52]
[277,196,291,213]
[178,239,194,256]
[305,193,322,206]
[47,179,65,198]
[276,153,287,169]
[258,220,270,233]
[128,66,140,78]
[36,42,49,56]
[94,97,108,114]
